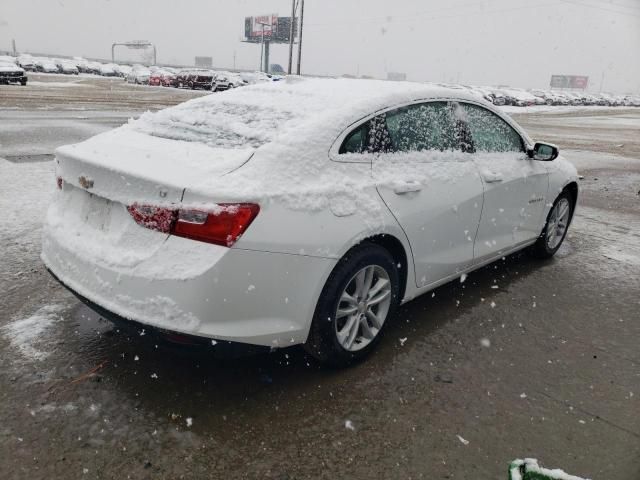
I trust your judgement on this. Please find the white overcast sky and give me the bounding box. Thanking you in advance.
[1,0,639,92]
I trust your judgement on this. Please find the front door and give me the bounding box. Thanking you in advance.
[456,102,549,261]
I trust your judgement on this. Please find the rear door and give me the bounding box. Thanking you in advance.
[369,102,485,288]
[457,102,549,262]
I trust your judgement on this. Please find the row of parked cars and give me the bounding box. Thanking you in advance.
[125,64,281,91]
[6,53,280,92]
[11,53,131,77]
[459,85,640,107]
[3,53,639,106]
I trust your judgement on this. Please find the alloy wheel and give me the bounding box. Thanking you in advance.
[546,198,571,250]
[334,265,392,352]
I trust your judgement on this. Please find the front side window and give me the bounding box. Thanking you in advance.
[459,103,523,152]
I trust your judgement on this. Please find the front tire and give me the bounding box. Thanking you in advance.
[530,192,574,259]
[304,244,400,367]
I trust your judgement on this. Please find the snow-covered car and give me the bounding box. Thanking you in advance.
[113,64,132,78]
[42,78,578,366]
[529,90,556,105]
[0,61,27,85]
[35,58,60,73]
[17,54,36,71]
[99,63,118,77]
[126,66,150,84]
[56,60,79,75]
[0,55,18,65]
[501,88,538,107]
[148,70,165,86]
[239,71,277,85]
[212,72,248,91]
[160,70,177,87]
[185,69,214,89]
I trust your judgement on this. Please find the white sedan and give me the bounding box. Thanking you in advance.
[42,78,578,366]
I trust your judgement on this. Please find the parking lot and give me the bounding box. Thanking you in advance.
[1,74,639,479]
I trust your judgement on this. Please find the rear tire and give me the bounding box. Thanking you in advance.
[304,244,400,367]
[530,192,574,259]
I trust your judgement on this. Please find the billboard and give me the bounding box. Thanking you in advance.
[550,75,589,89]
[244,15,297,43]
[195,56,212,68]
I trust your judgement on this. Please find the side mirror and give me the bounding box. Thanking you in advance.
[528,142,559,161]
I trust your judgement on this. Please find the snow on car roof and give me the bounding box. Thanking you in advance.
[129,77,483,151]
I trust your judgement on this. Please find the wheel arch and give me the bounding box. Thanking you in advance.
[343,233,410,303]
[562,181,579,224]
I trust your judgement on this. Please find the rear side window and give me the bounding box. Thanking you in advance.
[339,124,367,154]
[460,103,523,152]
[385,102,457,152]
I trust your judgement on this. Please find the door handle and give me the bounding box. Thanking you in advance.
[393,181,423,194]
[482,170,503,183]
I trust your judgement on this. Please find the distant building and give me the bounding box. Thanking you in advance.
[387,72,407,81]
[195,56,213,68]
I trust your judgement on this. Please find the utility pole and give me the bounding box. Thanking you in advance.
[296,0,305,75]
[287,0,297,74]
[260,24,265,72]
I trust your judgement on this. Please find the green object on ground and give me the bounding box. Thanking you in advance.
[509,459,590,480]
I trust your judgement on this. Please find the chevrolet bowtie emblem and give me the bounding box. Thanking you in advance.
[78,176,94,189]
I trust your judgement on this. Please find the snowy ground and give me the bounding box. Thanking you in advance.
[0,76,639,480]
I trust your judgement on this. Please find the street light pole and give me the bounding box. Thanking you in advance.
[260,23,265,72]
[287,0,297,74]
[296,0,305,75]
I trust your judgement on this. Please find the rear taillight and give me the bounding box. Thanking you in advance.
[127,204,176,233]
[56,176,63,190]
[127,203,260,248]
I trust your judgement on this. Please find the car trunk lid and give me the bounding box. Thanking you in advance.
[49,129,254,268]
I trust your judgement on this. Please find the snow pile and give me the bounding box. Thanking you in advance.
[2,304,66,361]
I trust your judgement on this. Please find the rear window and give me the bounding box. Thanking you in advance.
[131,100,294,149]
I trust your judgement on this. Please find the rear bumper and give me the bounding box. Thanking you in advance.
[42,224,336,348]
[48,268,270,356]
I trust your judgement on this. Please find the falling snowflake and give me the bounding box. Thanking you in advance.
[345,420,355,431]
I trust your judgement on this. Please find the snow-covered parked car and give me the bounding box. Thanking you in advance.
[0,55,18,65]
[17,54,36,71]
[99,63,118,77]
[42,78,578,366]
[35,58,60,73]
[126,66,150,84]
[212,71,248,91]
[0,61,27,85]
[56,60,79,75]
